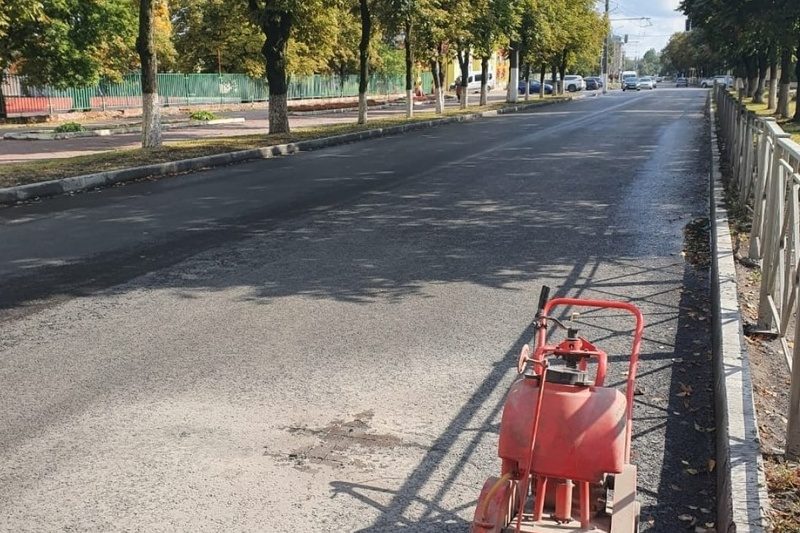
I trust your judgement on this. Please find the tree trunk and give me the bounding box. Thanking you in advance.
[551,64,558,95]
[778,47,791,118]
[524,63,530,101]
[539,63,546,99]
[480,56,489,106]
[404,20,413,118]
[795,38,800,122]
[558,53,567,95]
[137,0,161,148]
[357,0,370,125]
[257,7,292,134]
[768,54,778,110]
[457,46,469,109]
[435,56,445,114]
[506,41,518,103]
[753,51,767,104]
[0,72,6,119]
[743,54,758,99]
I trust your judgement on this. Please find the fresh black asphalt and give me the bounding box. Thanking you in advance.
[0,89,715,531]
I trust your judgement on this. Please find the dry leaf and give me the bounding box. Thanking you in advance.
[686,468,699,475]
[708,459,716,472]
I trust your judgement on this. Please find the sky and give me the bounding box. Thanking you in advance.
[599,0,687,58]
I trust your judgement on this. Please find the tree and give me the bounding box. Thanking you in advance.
[473,0,520,106]
[138,0,162,148]
[357,0,372,124]
[171,0,264,76]
[639,49,660,76]
[247,0,340,134]
[1,0,138,87]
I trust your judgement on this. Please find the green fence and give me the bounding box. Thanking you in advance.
[2,72,414,117]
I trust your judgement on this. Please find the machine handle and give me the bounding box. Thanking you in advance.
[536,286,551,316]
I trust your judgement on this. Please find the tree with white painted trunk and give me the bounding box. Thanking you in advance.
[357,0,372,124]
[246,0,340,134]
[138,0,162,148]
[472,0,520,107]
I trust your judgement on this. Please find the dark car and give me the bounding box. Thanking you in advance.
[622,77,640,91]
[585,77,604,90]
[518,80,554,95]
[676,77,689,88]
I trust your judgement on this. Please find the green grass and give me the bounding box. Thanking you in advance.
[0,98,563,189]
[742,98,800,143]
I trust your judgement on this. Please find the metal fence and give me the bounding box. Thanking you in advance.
[0,72,425,118]
[714,85,800,452]
[716,85,800,357]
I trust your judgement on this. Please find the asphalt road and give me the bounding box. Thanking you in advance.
[0,89,716,532]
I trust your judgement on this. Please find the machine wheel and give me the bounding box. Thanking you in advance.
[471,476,520,533]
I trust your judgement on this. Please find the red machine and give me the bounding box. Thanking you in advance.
[472,286,644,533]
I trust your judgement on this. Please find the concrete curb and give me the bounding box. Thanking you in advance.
[3,118,246,140]
[708,96,770,532]
[0,98,568,205]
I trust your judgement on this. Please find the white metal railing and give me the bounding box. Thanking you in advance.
[714,86,800,456]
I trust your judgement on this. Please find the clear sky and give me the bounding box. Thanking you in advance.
[599,0,687,58]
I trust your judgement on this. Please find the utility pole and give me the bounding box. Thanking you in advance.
[602,0,609,94]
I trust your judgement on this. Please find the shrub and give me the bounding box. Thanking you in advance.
[54,122,85,133]
[189,110,217,121]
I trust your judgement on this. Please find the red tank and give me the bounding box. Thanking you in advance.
[498,376,627,484]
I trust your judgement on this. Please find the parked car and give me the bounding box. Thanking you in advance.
[584,77,604,90]
[563,75,585,92]
[676,77,689,88]
[700,75,733,88]
[517,80,554,95]
[622,77,640,91]
[637,76,656,90]
[655,76,663,83]
[451,72,495,93]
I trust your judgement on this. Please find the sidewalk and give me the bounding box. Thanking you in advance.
[0,92,526,164]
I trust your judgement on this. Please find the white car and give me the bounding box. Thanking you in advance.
[563,75,585,92]
[453,72,495,92]
[702,75,732,88]
[637,76,656,90]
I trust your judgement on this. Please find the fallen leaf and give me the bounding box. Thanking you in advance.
[708,459,716,472]
[686,468,699,475]
[681,460,690,466]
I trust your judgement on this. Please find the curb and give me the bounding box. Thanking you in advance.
[3,118,246,140]
[0,98,568,205]
[708,96,770,532]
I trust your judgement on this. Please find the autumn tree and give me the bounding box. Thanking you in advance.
[171,0,263,76]
[473,0,520,106]
[138,0,161,148]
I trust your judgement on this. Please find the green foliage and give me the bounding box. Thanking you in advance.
[639,48,661,76]
[54,122,85,133]
[171,0,264,76]
[661,31,723,75]
[189,110,218,121]
[1,0,138,87]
